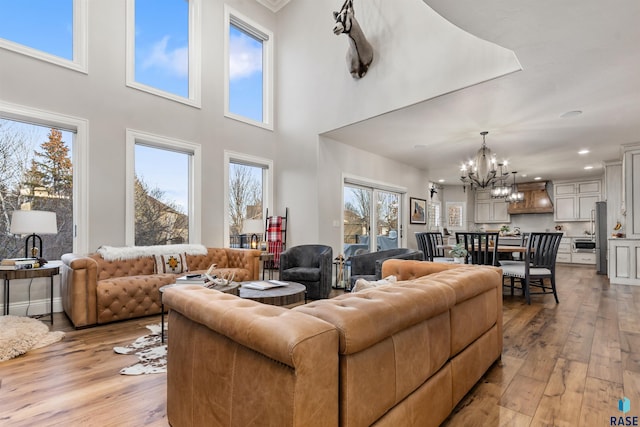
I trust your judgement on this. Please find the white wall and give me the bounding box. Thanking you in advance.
[318,136,430,253]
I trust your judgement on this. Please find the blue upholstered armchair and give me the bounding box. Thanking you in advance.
[279,244,333,300]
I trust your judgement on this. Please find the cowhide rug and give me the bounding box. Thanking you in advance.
[114,323,166,375]
[0,315,65,362]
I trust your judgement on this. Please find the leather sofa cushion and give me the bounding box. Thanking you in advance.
[295,281,455,356]
[296,283,456,427]
[96,274,175,323]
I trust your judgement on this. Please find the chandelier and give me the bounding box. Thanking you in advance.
[460,131,504,190]
[490,163,511,198]
[507,171,524,202]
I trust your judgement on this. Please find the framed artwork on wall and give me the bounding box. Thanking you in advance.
[409,197,427,224]
[446,202,466,230]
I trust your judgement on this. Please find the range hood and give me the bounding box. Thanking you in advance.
[507,181,554,214]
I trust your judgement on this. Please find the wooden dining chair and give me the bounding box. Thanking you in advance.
[501,232,563,304]
[455,232,500,266]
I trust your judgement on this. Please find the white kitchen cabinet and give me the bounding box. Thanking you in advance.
[474,190,510,223]
[557,237,572,263]
[553,180,601,221]
[623,146,640,238]
[572,252,596,265]
[609,238,640,285]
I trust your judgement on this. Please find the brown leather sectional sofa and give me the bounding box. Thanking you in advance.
[60,247,261,328]
[163,259,502,426]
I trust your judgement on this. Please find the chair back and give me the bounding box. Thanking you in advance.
[455,232,500,266]
[415,232,444,261]
[525,232,563,270]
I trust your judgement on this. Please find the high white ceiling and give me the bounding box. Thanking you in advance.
[320,0,640,185]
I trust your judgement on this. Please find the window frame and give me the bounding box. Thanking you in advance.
[224,151,273,247]
[125,0,202,107]
[342,175,407,252]
[0,0,88,74]
[125,129,202,246]
[0,100,89,255]
[224,5,274,130]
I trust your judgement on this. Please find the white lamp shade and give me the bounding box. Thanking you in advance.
[242,219,264,235]
[10,210,58,235]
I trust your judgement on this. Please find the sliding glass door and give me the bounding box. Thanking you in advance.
[343,184,402,257]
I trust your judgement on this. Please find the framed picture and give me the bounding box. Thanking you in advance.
[446,202,466,230]
[409,197,427,224]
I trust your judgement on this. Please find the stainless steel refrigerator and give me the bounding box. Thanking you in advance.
[594,201,607,275]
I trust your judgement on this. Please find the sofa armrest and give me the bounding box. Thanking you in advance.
[61,253,99,328]
[223,248,261,281]
[164,286,339,426]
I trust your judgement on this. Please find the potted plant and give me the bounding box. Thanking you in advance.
[500,225,510,236]
[449,243,468,264]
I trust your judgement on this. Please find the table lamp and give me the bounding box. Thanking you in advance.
[242,219,264,249]
[10,210,58,259]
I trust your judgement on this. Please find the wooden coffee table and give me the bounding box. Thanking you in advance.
[239,281,306,307]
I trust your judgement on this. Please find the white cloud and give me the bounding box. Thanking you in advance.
[229,35,262,80]
[141,35,188,78]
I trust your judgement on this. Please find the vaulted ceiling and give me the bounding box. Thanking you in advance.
[306,0,640,185]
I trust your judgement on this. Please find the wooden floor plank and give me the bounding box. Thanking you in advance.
[0,265,638,426]
[530,358,588,427]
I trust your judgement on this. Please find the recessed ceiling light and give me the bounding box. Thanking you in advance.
[521,174,528,178]
[534,176,542,180]
[578,149,590,155]
[438,179,445,183]
[584,165,594,170]
[561,110,583,118]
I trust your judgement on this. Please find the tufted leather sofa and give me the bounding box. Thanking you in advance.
[60,247,261,328]
[163,259,502,426]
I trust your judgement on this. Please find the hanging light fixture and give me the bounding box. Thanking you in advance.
[490,162,511,198]
[460,131,499,190]
[507,171,524,202]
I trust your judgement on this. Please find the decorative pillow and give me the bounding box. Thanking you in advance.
[352,275,397,292]
[154,253,188,274]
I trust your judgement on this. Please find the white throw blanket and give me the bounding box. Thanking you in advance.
[97,244,208,261]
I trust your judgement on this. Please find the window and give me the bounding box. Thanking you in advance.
[224,6,273,129]
[343,178,405,256]
[0,101,88,259]
[126,0,201,106]
[0,0,88,72]
[126,130,201,246]
[224,152,272,248]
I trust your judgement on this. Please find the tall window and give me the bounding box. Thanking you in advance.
[225,7,273,129]
[225,152,272,248]
[343,180,404,256]
[126,130,201,246]
[0,115,84,260]
[0,0,88,72]
[126,0,201,106]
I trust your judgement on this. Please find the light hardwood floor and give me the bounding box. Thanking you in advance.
[0,265,638,426]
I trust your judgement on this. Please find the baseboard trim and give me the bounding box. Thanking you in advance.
[0,297,63,317]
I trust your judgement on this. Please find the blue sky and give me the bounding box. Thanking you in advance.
[0,0,264,214]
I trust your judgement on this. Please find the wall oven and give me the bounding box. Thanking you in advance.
[573,238,596,253]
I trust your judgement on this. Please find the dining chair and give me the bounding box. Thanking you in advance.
[415,232,448,262]
[455,232,500,266]
[501,232,563,304]
[500,232,530,266]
